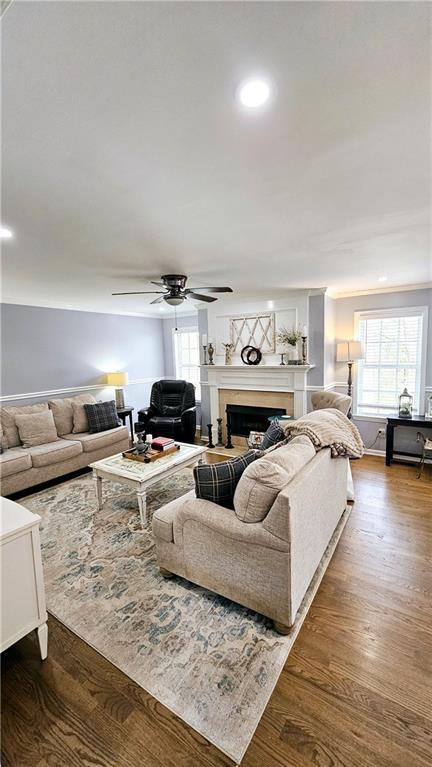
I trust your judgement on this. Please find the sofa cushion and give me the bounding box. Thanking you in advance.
[15,410,59,448]
[234,436,316,523]
[0,447,32,478]
[261,420,286,450]
[0,402,48,448]
[193,450,262,510]
[64,425,128,453]
[72,399,90,433]
[84,400,121,433]
[49,394,96,436]
[28,438,83,468]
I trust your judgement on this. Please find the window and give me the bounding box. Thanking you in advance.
[173,328,201,400]
[355,307,428,416]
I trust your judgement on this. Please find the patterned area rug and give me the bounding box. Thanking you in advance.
[22,471,350,764]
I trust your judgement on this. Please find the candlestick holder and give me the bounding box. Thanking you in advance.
[279,353,285,366]
[207,342,215,365]
[225,417,234,449]
[207,423,215,448]
[301,336,308,365]
[202,345,208,365]
[216,417,223,447]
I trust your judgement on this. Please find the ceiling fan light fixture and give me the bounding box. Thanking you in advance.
[164,295,185,306]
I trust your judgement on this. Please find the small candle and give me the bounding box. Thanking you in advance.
[302,325,308,337]
[146,433,153,443]
[202,334,208,346]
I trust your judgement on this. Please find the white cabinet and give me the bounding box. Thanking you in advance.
[0,497,48,659]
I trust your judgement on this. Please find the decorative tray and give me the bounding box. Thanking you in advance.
[122,445,180,464]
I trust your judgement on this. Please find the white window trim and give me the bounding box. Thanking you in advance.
[353,305,428,417]
[172,326,201,401]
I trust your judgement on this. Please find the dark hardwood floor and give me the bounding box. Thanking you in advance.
[2,456,431,767]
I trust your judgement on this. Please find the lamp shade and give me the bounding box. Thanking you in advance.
[336,341,364,362]
[106,371,128,387]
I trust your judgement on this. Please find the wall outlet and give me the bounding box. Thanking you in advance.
[377,428,386,437]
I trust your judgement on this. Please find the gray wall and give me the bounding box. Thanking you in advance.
[333,287,432,455]
[334,287,432,386]
[0,303,165,416]
[307,293,325,387]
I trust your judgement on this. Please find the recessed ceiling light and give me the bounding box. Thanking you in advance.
[377,276,388,282]
[237,78,271,109]
[0,226,13,239]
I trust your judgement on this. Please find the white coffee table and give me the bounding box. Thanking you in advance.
[90,442,207,527]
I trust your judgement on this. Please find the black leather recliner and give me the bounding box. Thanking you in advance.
[136,380,197,444]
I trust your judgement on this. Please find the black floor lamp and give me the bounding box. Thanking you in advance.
[336,341,364,397]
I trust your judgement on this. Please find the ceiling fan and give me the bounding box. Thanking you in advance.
[112,274,233,305]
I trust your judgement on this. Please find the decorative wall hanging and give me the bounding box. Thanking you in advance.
[230,313,275,354]
[241,345,262,365]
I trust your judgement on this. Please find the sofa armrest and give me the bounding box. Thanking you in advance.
[173,497,288,552]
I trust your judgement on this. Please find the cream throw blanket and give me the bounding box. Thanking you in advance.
[284,408,364,459]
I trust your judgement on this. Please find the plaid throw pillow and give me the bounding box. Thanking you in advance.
[84,400,121,434]
[194,450,262,510]
[261,420,286,450]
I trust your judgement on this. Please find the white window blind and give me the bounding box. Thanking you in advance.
[356,309,426,415]
[173,328,201,400]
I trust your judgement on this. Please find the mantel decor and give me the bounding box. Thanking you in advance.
[241,345,262,365]
[230,312,275,354]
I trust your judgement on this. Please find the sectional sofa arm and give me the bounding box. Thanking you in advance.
[173,498,289,552]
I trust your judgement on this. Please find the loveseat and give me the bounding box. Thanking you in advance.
[0,395,129,496]
[152,438,348,633]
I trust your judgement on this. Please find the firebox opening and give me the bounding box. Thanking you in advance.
[226,404,287,437]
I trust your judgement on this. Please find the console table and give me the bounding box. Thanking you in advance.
[385,415,432,466]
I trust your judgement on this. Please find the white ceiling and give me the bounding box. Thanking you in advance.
[2,1,431,315]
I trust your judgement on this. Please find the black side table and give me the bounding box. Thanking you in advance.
[386,414,432,466]
[117,406,134,439]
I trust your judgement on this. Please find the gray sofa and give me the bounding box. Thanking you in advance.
[153,439,348,633]
[0,395,129,495]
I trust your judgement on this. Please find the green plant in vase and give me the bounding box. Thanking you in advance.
[276,326,303,364]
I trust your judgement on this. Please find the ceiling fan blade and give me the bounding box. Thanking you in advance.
[112,291,165,296]
[150,295,166,304]
[150,281,165,287]
[187,292,218,303]
[185,286,233,294]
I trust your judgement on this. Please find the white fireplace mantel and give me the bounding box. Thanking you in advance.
[200,364,315,422]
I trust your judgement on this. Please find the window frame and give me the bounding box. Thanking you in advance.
[353,305,428,417]
[172,326,201,401]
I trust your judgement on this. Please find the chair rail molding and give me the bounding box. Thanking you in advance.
[0,378,162,404]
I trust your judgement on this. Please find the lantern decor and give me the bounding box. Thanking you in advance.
[425,394,432,421]
[398,387,413,419]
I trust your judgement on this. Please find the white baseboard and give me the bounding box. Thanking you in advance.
[364,448,431,465]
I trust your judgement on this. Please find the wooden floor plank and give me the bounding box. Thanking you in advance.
[2,455,431,766]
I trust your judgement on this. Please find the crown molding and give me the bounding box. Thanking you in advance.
[0,297,175,319]
[329,282,432,300]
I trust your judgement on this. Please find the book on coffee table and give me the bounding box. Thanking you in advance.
[151,437,176,451]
